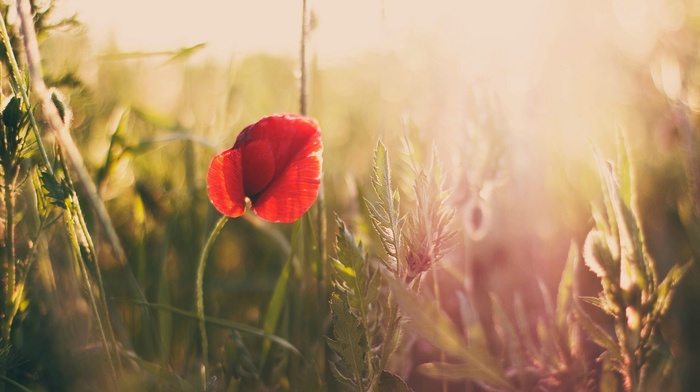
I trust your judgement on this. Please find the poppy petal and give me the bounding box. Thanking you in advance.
[251,148,322,223]
[235,114,321,177]
[250,115,322,223]
[207,148,246,217]
[240,140,275,196]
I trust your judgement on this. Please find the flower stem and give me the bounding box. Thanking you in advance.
[196,215,229,387]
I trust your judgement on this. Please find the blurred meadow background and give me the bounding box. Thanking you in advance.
[1,0,700,390]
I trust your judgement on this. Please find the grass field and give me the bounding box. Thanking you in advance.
[0,1,699,391]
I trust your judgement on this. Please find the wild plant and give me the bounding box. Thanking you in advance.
[326,132,692,392]
[327,139,457,391]
[574,139,691,391]
[0,2,128,389]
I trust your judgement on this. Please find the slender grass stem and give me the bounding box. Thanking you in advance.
[0,375,31,392]
[299,0,309,117]
[2,166,15,344]
[63,204,119,387]
[73,192,123,374]
[196,214,229,387]
[16,172,52,292]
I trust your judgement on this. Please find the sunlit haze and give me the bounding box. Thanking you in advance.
[56,0,682,139]
[53,0,689,225]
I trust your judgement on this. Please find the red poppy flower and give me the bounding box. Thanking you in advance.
[207,114,323,223]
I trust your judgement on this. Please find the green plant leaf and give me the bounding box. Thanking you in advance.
[579,296,610,313]
[651,260,692,320]
[384,273,466,357]
[572,299,622,364]
[378,371,413,392]
[2,96,22,131]
[366,140,402,273]
[491,294,527,387]
[332,217,375,319]
[615,129,632,207]
[583,229,616,280]
[39,169,71,209]
[384,274,510,388]
[537,278,555,329]
[327,291,369,391]
[513,294,539,361]
[557,242,577,330]
[259,219,301,369]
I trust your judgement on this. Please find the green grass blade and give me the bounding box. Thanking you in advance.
[133,301,301,356]
[259,219,301,369]
[557,242,577,330]
[0,376,32,392]
[384,274,510,388]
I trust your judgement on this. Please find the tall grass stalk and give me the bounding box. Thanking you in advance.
[299,2,331,386]
[1,141,16,346]
[16,0,129,270]
[299,0,309,117]
[63,201,119,385]
[0,2,136,387]
[16,1,126,383]
[61,153,124,378]
[299,0,327,290]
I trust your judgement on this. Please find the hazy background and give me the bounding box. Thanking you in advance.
[26,0,700,388]
[44,0,699,329]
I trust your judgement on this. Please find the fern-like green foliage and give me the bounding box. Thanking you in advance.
[366,140,403,275]
[577,136,692,391]
[331,218,382,323]
[327,290,371,391]
[328,217,382,391]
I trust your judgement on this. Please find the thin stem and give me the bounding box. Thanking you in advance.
[2,165,15,344]
[299,0,309,116]
[73,189,124,375]
[378,290,400,370]
[63,203,119,386]
[0,375,31,392]
[196,215,229,387]
[299,0,329,340]
[16,171,52,292]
